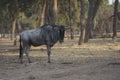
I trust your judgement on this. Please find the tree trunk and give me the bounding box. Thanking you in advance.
[16,17,22,33]
[11,18,17,40]
[84,0,102,42]
[39,0,46,26]
[11,0,19,40]
[78,0,86,45]
[112,0,118,40]
[53,0,57,24]
[45,0,57,25]
[84,0,93,42]
[69,0,74,39]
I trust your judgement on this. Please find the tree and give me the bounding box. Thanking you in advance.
[39,0,47,26]
[112,0,119,40]
[84,0,102,42]
[69,0,74,39]
[10,0,38,40]
[53,0,58,24]
[45,0,57,25]
[4,0,20,40]
[78,0,102,44]
[0,0,34,40]
[78,0,86,45]
[94,1,113,36]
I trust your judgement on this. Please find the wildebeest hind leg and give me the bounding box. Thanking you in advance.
[20,54,23,64]
[19,49,24,64]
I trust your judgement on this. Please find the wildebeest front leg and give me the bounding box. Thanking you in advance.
[25,46,32,63]
[47,45,51,63]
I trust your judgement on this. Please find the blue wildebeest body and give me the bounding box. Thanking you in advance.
[19,24,65,63]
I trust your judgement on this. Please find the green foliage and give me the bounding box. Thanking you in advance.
[57,0,81,30]
[0,0,114,34]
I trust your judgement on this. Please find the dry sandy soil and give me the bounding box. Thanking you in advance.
[0,38,120,80]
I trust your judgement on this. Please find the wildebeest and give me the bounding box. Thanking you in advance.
[19,24,65,63]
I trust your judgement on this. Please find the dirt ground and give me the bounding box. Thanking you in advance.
[0,38,120,80]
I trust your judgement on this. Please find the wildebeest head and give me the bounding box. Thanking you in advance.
[58,25,65,43]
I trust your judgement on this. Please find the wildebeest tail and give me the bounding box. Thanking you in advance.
[19,35,23,58]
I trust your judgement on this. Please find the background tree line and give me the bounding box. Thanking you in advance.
[0,0,119,45]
